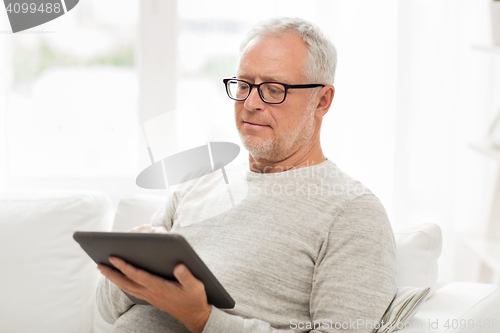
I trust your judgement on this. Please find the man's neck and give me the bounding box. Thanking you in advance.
[248,144,326,174]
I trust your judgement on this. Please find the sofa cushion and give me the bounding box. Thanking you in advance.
[112,193,167,231]
[0,190,113,333]
[394,223,442,298]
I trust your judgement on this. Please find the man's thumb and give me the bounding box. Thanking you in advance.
[174,264,196,287]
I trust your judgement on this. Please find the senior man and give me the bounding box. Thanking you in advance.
[97,17,397,333]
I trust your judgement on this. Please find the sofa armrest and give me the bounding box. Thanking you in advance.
[401,282,500,333]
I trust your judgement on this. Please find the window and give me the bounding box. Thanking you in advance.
[6,0,139,177]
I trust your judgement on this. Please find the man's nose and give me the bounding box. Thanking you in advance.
[244,87,265,111]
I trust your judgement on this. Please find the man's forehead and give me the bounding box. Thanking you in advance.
[236,73,289,83]
[236,34,308,83]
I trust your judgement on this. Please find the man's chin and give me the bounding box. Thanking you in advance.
[244,143,288,162]
[239,134,276,160]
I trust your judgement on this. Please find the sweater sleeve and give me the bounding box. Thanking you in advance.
[96,275,135,324]
[308,194,398,332]
[201,194,397,333]
[95,191,176,324]
[150,188,177,230]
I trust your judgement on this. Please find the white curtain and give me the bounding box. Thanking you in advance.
[0,33,11,190]
[393,0,498,281]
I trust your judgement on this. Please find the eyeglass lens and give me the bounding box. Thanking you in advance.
[227,80,286,103]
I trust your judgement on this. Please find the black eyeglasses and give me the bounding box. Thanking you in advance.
[223,77,325,104]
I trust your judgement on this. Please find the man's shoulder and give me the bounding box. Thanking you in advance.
[299,160,392,227]
[299,159,375,200]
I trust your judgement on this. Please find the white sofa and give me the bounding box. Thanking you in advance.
[0,190,499,333]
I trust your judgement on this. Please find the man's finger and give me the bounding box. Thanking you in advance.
[153,227,168,234]
[97,263,144,295]
[128,224,153,233]
[128,225,168,234]
[109,256,164,288]
[173,264,201,290]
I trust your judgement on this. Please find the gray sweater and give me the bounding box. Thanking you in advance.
[96,159,397,333]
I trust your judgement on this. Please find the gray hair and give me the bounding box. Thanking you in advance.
[240,17,337,85]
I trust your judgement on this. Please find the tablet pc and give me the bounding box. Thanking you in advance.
[73,231,235,309]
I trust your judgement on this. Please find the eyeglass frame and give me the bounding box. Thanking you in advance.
[222,77,326,104]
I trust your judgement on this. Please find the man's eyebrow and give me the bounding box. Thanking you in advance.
[236,74,289,84]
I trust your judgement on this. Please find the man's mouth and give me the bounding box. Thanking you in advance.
[243,121,270,128]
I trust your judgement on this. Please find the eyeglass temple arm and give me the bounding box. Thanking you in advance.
[288,84,326,89]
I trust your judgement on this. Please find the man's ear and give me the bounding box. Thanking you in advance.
[314,85,335,119]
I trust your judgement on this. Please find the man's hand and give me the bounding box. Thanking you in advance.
[128,224,168,234]
[98,257,211,333]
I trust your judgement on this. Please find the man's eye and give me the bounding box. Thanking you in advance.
[266,85,284,94]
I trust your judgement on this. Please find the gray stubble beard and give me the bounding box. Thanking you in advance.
[239,94,318,163]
